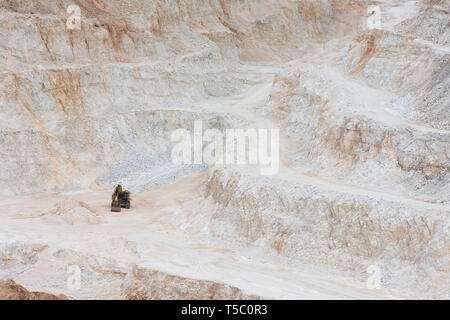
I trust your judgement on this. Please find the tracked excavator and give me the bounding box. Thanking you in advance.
[111,184,131,212]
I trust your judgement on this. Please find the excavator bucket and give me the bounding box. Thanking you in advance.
[111,200,121,212]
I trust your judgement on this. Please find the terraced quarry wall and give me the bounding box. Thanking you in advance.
[0,0,448,299]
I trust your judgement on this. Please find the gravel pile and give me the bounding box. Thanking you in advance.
[98,146,206,193]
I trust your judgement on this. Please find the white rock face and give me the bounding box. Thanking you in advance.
[0,0,448,299]
[121,265,261,300]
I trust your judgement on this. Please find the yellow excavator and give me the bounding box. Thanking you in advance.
[111,184,131,212]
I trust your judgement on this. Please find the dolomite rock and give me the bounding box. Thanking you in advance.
[0,0,448,299]
[121,266,260,300]
[0,242,48,278]
[260,61,449,203]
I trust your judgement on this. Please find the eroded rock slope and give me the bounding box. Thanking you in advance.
[0,0,448,299]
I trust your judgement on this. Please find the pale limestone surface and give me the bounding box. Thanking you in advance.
[0,0,448,299]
